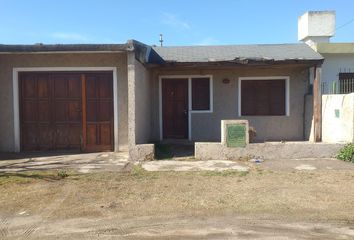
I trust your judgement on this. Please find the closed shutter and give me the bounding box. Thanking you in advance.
[192,77,210,110]
[241,79,286,116]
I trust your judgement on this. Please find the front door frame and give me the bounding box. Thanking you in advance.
[159,75,213,141]
[13,67,119,152]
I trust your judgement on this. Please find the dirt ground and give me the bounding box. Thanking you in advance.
[1,164,354,239]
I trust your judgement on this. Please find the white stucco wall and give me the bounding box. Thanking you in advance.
[321,53,354,94]
[322,93,354,143]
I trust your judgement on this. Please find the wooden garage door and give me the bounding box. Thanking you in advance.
[19,72,114,152]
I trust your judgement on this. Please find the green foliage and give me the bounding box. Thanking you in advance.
[336,143,354,162]
[57,170,69,178]
[131,164,158,179]
[201,170,249,177]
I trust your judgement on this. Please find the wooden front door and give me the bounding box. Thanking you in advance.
[162,78,188,139]
[19,72,114,152]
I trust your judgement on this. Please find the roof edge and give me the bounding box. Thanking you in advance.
[0,43,129,53]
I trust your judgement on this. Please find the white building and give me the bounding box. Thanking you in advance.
[298,11,354,94]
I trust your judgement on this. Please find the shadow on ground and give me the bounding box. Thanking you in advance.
[155,143,194,160]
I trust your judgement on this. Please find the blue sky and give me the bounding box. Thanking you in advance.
[1,0,353,46]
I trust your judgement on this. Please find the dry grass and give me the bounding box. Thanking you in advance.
[1,167,354,222]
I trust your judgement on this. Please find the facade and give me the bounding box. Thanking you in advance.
[0,50,129,153]
[314,43,354,94]
[0,41,324,160]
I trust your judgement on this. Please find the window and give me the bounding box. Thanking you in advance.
[191,77,211,111]
[239,77,288,116]
[339,73,354,94]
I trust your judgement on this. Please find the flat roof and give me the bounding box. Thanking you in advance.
[314,43,354,54]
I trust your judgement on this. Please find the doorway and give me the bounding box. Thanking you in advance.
[161,78,189,139]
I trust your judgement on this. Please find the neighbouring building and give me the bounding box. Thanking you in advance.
[298,11,354,94]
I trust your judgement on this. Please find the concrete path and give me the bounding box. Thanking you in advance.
[142,160,249,172]
[254,158,354,171]
[1,152,353,174]
[143,158,354,172]
[0,152,129,173]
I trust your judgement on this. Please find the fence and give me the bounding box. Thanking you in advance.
[321,78,354,94]
[339,78,354,94]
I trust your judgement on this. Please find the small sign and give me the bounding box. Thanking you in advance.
[335,109,340,118]
[226,124,246,148]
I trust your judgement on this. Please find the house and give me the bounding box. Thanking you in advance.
[0,39,326,160]
[298,11,354,94]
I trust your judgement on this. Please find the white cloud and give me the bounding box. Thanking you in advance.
[161,12,191,30]
[51,32,89,42]
[195,37,219,46]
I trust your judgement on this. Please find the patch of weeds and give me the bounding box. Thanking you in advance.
[131,164,158,179]
[0,174,32,185]
[237,154,254,162]
[0,171,70,185]
[217,198,226,204]
[57,170,69,179]
[201,170,249,177]
[336,143,354,163]
[155,143,174,160]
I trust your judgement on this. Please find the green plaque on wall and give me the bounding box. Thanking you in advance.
[226,124,246,148]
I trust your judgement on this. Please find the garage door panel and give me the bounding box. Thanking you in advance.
[68,77,81,97]
[21,75,36,98]
[54,102,68,122]
[86,77,97,98]
[67,125,82,146]
[54,124,81,147]
[84,73,113,151]
[38,101,51,121]
[22,124,38,149]
[22,101,37,121]
[53,76,68,98]
[86,101,97,121]
[98,101,111,121]
[87,124,97,145]
[68,101,81,121]
[98,76,113,98]
[38,124,53,148]
[37,76,50,98]
[100,124,112,145]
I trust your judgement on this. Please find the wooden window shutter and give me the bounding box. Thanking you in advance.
[241,79,286,116]
[192,78,210,110]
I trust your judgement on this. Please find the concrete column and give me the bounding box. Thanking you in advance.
[127,51,136,148]
[313,66,322,142]
[127,51,155,161]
